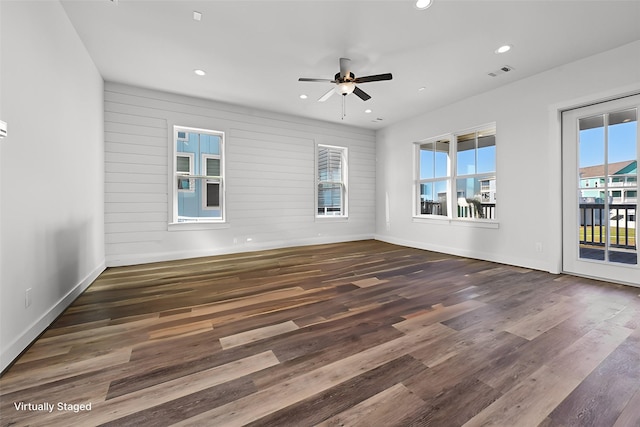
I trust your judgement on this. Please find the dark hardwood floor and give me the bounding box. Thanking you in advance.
[1,240,639,426]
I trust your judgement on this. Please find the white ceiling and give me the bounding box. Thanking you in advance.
[60,0,640,129]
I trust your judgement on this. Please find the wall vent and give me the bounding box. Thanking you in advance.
[488,65,514,77]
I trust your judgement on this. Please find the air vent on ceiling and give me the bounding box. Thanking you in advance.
[488,65,514,77]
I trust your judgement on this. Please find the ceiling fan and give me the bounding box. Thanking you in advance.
[299,58,392,103]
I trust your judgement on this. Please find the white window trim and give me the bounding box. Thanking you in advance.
[414,135,452,218]
[414,123,498,224]
[453,124,497,221]
[412,216,500,229]
[169,125,226,226]
[316,143,349,219]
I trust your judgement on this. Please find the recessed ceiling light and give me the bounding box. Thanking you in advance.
[194,69,206,76]
[299,94,308,99]
[364,109,372,114]
[415,0,433,10]
[495,45,512,54]
[418,87,426,92]
[193,11,202,21]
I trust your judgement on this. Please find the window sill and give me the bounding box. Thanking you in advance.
[168,222,230,231]
[451,218,499,229]
[316,216,349,222]
[412,216,499,229]
[412,215,450,225]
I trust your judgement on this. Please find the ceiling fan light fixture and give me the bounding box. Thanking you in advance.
[336,82,355,95]
[415,0,433,10]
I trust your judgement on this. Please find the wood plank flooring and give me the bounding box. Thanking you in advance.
[1,240,639,426]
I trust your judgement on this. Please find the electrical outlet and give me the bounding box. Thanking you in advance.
[25,288,32,308]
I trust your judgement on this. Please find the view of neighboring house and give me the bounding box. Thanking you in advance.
[580,160,638,203]
[579,160,637,230]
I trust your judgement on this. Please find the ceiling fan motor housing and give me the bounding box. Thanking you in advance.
[335,72,356,83]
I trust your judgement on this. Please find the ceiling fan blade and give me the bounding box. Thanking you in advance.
[354,73,393,84]
[353,86,371,101]
[318,88,336,102]
[339,58,351,79]
[299,78,335,83]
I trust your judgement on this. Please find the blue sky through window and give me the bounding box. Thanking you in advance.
[420,139,495,178]
[580,120,637,168]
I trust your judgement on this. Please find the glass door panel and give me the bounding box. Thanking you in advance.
[563,95,639,286]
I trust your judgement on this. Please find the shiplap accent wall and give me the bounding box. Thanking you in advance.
[105,83,375,266]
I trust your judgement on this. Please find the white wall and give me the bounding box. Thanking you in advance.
[376,40,640,274]
[0,0,4,374]
[104,83,376,266]
[0,1,105,373]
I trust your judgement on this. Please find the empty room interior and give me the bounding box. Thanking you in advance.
[1,0,640,426]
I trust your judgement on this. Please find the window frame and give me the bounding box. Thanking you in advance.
[170,125,226,225]
[316,143,348,218]
[414,123,497,223]
[415,135,452,218]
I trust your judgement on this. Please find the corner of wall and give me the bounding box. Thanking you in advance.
[0,262,105,374]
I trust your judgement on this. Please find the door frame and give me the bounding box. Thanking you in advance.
[555,93,640,286]
[547,84,640,276]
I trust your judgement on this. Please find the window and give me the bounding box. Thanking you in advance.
[455,127,496,219]
[173,126,224,223]
[317,144,347,217]
[416,124,496,220]
[418,138,450,216]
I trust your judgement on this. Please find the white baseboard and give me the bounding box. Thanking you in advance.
[374,234,554,273]
[1,261,106,374]
[106,234,375,267]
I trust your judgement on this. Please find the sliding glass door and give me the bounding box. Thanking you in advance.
[562,95,639,286]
